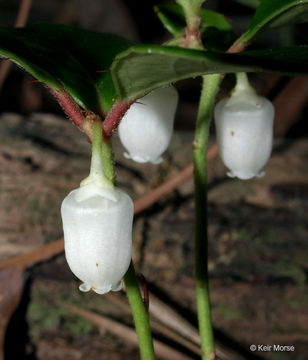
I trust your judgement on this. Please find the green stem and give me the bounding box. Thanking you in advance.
[193,74,220,360]
[176,0,204,48]
[81,120,113,188]
[175,0,205,30]
[101,134,116,185]
[89,120,104,180]
[235,72,249,90]
[180,2,221,358]
[124,263,156,360]
[233,73,258,101]
[101,130,156,360]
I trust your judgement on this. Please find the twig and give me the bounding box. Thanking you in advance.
[108,291,203,357]
[14,0,33,27]
[67,304,194,360]
[151,318,204,356]
[106,293,203,354]
[149,293,200,344]
[149,293,240,360]
[134,144,218,213]
[0,238,64,271]
[0,0,33,89]
[107,292,238,360]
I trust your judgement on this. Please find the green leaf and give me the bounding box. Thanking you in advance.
[0,24,133,112]
[200,9,232,33]
[154,4,184,36]
[240,0,308,43]
[111,44,308,100]
[154,4,232,36]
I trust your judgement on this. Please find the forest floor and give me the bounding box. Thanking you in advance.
[0,112,307,360]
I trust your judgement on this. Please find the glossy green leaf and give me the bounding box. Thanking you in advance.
[154,3,232,36]
[154,4,183,36]
[111,44,308,100]
[240,0,308,43]
[0,24,133,112]
[199,10,232,33]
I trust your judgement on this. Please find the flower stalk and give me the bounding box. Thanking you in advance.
[194,74,220,360]
[101,134,115,185]
[61,117,133,294]
[102,115,157,360]
[87,119,110,185]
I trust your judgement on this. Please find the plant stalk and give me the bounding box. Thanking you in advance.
[178,1,221,358]
[89,120,105,181]
[175,0,205,31]
[101,128,156,360]
[124,263,156,360]
[50,88,88,135]
[193,74,221,360]
[101,134,115,185]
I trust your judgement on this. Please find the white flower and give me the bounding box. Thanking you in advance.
[214,73,274,180]
[61,182,133,294]
[118,85,179,164]
[61,119,133,295]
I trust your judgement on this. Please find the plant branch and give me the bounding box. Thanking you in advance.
[67,304,191,360]
[103,99,135,138]
[49,87,89,136]
[176,0,203,48]
[14,0,33,27]
[191,30,250,357]
[182,14,252,358]
[193,74,220,360]
[178,4,218,359]
[123,264,156,360]
[227,39,249,54]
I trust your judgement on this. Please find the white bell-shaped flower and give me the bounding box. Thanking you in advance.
[118,85,179,164]
[61,183,133,294]
[61,120,133,294]
[214,73,274,180]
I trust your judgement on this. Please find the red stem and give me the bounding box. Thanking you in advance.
[227,39,248,54]
[49,87,87,134]
[103,99,135,137]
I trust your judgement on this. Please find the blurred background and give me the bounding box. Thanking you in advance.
[0,1,307,360]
